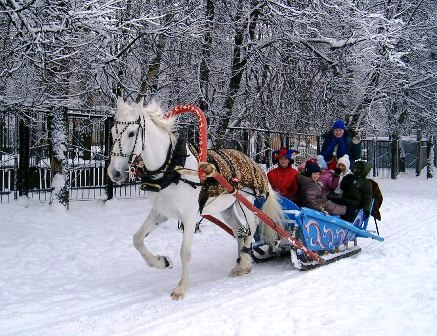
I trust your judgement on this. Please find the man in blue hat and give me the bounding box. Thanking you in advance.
[320,119,361,171]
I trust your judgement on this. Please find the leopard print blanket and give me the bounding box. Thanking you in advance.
[189,144,269,198]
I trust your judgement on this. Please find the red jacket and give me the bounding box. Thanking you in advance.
[267,166,299,203]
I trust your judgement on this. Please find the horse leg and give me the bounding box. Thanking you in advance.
[133,209,172,269]
[171,216,196,301]
[221,204,256,277]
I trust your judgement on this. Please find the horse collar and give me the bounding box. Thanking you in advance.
[140,135,175,176]
[131,136,194,192]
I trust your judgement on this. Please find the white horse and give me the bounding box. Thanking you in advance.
[108,98,284,300]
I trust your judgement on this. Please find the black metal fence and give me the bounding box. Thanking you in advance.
[362,137,436,178]
[1,110,436,203]
[0,110,148,203]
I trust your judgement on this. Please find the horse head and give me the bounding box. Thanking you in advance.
[108,97,144,184]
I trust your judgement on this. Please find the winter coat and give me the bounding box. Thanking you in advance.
[369,179,383,221]
[340,161,373,212]
[333,169,352,196]
[267,165,299,203]
[297,174,346,215]
[318,170,340,196]
[320,130,361,170]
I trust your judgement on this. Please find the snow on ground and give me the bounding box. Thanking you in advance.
[1,173,436,336]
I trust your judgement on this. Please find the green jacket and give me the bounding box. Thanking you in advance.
[340,161,373,211]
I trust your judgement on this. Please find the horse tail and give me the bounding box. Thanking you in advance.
[259,185,286,246]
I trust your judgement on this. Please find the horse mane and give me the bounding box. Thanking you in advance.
[116,99,177,145]
[142,101,177,145]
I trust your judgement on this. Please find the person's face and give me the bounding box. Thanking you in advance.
[311,172,320,182]
[278,156,290,168]
[337,163,346,172]
[333,128,345,138]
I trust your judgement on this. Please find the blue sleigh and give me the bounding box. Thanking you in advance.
[254,196,384,270]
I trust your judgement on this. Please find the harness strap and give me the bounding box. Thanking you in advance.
[139,136,197,192]
[180,177,202,189]
[241,246,252,255]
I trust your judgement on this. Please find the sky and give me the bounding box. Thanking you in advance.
[1,170,436,336]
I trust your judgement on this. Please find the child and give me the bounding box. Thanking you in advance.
[297,161,346,215]
[340,160,373,222]
[327,154,352,201]
[317,155,340,197]
[267,148,299,203]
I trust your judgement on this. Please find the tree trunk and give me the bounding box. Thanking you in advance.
[216,2,260,148]
[49,107,70,210]
[17,118,30,197]
[198,0,215,114]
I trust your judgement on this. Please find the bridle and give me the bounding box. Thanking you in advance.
[110,114,179,183]
[110,116,144,162]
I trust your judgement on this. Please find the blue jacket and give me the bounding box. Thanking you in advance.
[320,131,361,170]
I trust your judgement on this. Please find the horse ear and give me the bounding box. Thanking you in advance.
[117,96,125,110]
[137,97,144,107]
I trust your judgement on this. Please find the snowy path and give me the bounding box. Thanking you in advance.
[1,175,436,336]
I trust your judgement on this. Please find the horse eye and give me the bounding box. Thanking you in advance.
[128,131,135,137]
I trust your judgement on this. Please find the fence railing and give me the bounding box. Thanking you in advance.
[1,109,436,203]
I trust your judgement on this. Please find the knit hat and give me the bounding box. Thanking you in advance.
[304,161,321,177]
[336,154,350,172]
[332,119,347,130]
[272,148,298,164]
[317,155,327,170]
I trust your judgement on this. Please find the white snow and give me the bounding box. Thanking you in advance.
[1,172,436,336]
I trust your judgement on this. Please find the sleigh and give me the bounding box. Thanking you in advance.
[252,196,384,270]
[162,104,383,271]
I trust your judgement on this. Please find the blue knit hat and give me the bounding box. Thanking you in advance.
[317,155,327,170]
[332,119,347,130]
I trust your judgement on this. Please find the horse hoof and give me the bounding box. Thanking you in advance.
[171,285,185,300]
[229,265,251,277]
[163,256,173,269]
[156,256,172,269]
[171,292,185,300]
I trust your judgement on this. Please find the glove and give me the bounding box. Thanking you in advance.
[333,168,342,177]
[350,129,359,137]
[351,129,361,144]
[363,210,370,219]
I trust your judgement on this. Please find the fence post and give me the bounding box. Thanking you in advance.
[390,133,399,179]
[17,118,30,197]
[104,116,114,200]
[427,135,434,178]
[372,138,377,177]
[416,131,422,176]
